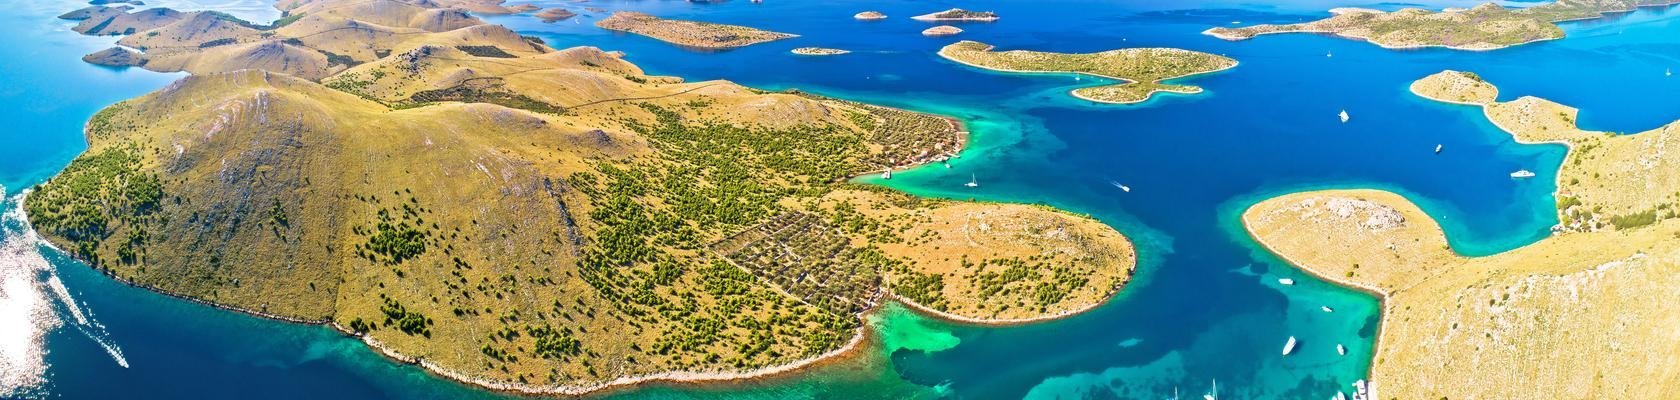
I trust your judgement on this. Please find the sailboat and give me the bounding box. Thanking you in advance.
[965,173,979,188]
[1278,278,1296,285]
[1326,51,1333,58]
[1338,110,1350,123]
[1283,336,1298,356]
[1434,144,1443,154]
[881,168,892,180]
[1203,379,1218,400]
[1337,344,1347,356]
[1321,305,1334,312]
[1511,169,1536,179]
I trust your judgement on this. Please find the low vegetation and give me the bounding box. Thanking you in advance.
[938,40,1237,104]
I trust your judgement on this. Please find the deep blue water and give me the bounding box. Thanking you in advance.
[3,0,1678,399]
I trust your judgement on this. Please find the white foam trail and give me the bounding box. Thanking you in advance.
[48,276,129,369]
[0,189,132,394]
[0,191,59,396]
[46,276,85,325]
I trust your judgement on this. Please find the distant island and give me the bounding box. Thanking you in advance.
[596,11,797,49]
[936,40,1237,104]
[791,47,849,55]
[922,25,963,37]
[26,0,1138,396]
[912,8,998,22]
[535,8,577,22]
[1242,71,1680,399]
[853,11,886,20]
[1206,1,1680,50]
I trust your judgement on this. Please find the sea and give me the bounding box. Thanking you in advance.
[2,0,1677,398]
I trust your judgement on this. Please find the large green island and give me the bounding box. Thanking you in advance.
[1241,70,1680,399]
[25,0,1138,395]
[1206,0,1680,50]
[937,40,1237,104]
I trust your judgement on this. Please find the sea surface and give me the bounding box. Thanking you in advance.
[2,0,1678,399]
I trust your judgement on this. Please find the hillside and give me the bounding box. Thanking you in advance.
[596,11,797,50]
[28,0,1138,394]
[937,40,1237,104]
[1206,1,1680,50]
[1240,72,1680,398]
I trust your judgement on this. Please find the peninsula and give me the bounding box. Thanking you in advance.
[912,8,998,22]
[1241,71,1680,398]
[936,40,1238,104]
[596,11,796,49]
[1206,1,1680,50]
[28,0,1137,395]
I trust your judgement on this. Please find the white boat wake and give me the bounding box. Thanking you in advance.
[0,187,129,397]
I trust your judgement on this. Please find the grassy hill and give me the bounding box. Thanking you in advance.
[1241,72,1680,398]
[31,0,1137,393]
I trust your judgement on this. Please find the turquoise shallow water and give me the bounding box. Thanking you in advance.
[2,0,1678,399]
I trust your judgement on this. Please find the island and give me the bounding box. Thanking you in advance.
[853,11,886,20]
[936,40,1238,104]
[535,8,577,22]
[66,1,498,79]
[26,0,1139,395]
[922,25,963,37]
[1241,71,1680,399]
[791,47,850,56]
[1206,1,1680,50]
[596,11,797,50]
[912,8,998,22]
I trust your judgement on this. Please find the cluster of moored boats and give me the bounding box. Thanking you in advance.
[1173,378,1372,400]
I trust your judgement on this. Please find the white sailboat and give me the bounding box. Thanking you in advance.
[1326,51,1333,58]
[1338,110,1350,123]
[1278,278,1296,285]
[1321,305,1334,312]
[1283,336,1298,356]
[1434,144,1443,154]
[1203,379,1218,400]
[1337,344,1347,356]
[965,173,979,188]
[1510,169,1536,179]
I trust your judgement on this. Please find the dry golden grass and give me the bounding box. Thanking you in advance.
[819,190,1134,321]
[596,12,796,50]
[29,0,1140,393]
[937,41,1236,104]
[1243,71,1680,398]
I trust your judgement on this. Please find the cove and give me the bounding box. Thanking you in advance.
[2,0,1678,399]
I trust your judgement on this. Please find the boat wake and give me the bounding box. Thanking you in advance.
[0,187,129,397]
[48,275,128,369]
[0,185,58,397]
